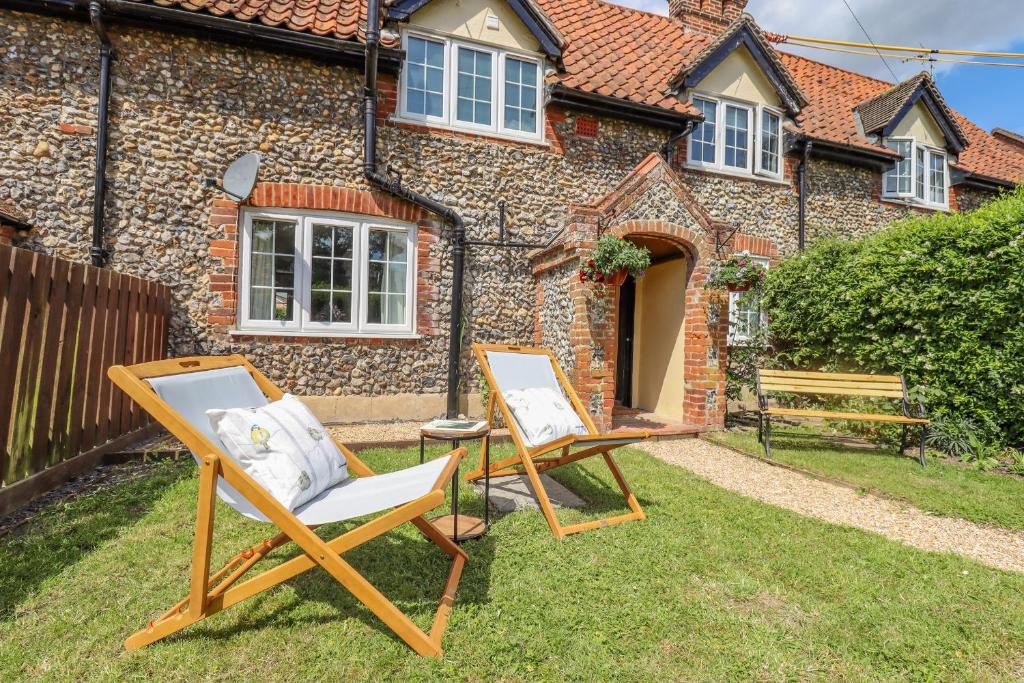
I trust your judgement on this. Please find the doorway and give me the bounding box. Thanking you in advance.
[614,274,636,406]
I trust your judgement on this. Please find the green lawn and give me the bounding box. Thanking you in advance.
[713,426,1024,532]
[2,445,1024,680]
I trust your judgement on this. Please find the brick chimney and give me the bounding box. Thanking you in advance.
[669,0,747,35]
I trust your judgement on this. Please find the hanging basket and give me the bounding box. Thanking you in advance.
[726,282,752,293]
[604,268,629,287]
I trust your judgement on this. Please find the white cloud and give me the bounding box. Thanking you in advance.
[611,0,1024,81]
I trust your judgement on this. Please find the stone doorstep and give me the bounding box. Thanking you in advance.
[470,473,586,513]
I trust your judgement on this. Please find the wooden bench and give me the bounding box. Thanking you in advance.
[756,369,929,465]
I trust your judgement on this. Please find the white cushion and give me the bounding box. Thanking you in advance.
[207,394,348,511]
[503,387,588,448]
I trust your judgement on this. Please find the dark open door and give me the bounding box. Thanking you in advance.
[615,274,636,406]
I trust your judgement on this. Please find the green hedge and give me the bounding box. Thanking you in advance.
[762,188,1024,445]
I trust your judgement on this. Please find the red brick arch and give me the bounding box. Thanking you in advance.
[606,219,727,430]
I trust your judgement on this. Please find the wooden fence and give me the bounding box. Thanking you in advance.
[0,244,172,513]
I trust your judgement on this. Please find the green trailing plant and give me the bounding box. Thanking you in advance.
[761,188,1024,446]
[579,235,651,284]
[706,255,768,291]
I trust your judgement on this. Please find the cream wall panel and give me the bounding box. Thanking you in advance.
[631,258,688,420]
[409,0,541,52]
[694,47,781,107]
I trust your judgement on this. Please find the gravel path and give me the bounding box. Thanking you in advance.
[640,438,1024,574]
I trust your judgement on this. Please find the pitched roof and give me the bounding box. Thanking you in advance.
[120,0,381,43]
[854,71,968,152]
[668,14,807,115]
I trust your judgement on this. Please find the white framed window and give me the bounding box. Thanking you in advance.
[728,255,769,345]
[759,109,782,177]
[688,94,783,180]
[398,30,544,143]
[883,138,948,209]
[239,210,417,337]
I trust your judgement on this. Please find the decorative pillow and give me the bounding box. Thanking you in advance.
[207,394,348,511]
[503,387,589,448]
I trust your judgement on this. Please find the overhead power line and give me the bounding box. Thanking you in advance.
[840,0,899,82]
[766,33,1024,60]
[783,41,1024,69]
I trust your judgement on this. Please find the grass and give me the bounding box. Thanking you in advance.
[2,444,1024,680]
[713,426,1024,532]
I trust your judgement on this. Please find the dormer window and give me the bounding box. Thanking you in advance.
[688,94,784,180]
[398,31,544,143]
[883,138,948,209]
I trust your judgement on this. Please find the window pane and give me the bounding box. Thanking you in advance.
[387,264,407,294]
[310,290,331,322]
[250,253,273,287]
[250,288,272,320]
[930,152,946,204]
[312,225,332,257]
[388,232,408,262]
[386,294,406,325]
[367,293,384,324]
[406,37,444,117]
[274,255,294,288]
[252,220,274,253]
[503,58,538,133]
[368,230,387,261]
[456,47,492,126]
[334,226,353,258]
[311,258,331,289]
[760,110,780,174]
[690,98,717,164]
[915,147,926,200]
[273,290,293,321]
[724,105,749,169]
[332,292,352,324]
[367,261,384,293]
[274,223,294,254]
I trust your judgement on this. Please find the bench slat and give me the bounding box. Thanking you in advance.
[758,383,904,398]
[760,369,902,383]
[764,407,928,424]
[760,378,904,392]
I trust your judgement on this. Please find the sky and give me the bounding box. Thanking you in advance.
[612,0,1024,134]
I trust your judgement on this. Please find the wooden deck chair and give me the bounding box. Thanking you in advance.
[107,355,467,657]
[469,344,650,539]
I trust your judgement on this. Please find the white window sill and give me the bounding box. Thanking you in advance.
[391,115,548,147]
[685,163,787,185]
[880,196,949,212]
[229,328,422,341]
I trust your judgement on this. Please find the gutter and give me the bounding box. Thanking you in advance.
[796,140,812,252]
[87,0,112,267]
[2,0,403,72]
[549,85,698,130]
[363,0,466,418]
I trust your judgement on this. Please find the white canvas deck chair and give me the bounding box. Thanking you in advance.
[470,344,650,539]
[107,355,467,657]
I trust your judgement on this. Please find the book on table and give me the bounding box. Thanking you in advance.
[421,419,489,435]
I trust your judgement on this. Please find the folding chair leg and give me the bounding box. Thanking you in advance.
[519,449,566,539]
[919,424,927,467]
[189,455,218,619]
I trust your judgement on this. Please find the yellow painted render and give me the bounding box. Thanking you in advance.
[409,0,541,52]
[693,46,781,107]
[631,258,688,420]
[891,100,947,148]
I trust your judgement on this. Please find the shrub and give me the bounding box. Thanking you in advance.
[762,188,1024,446]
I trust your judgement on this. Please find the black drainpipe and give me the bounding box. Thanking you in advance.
[663,120,696,168]
[363,0,467,418]
[796,140,813,252]
[88,0,112,267]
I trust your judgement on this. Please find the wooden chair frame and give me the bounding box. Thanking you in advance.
[469,344,649,540]
[107,355,467,657]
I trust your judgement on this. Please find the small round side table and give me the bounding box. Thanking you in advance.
[419,422,491,543]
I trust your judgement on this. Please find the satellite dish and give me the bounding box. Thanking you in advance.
[220,153,260,202]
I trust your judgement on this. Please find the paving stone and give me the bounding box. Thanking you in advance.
[471,473,586,513]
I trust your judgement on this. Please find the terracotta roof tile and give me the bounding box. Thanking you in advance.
[122,0,394,44]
